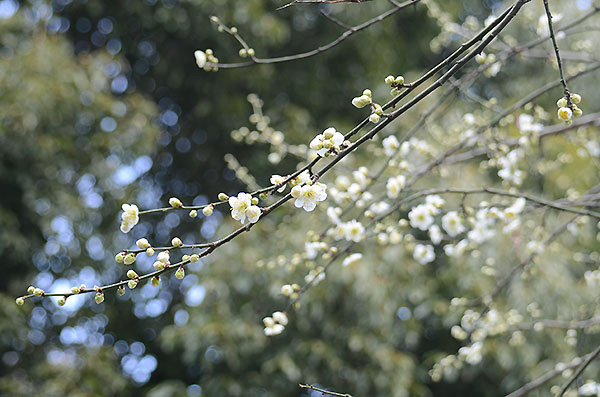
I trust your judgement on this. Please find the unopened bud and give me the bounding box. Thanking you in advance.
[95,292,104,304]
[203,206,213,217]
[169,197,183,208]
[175,266,185,280]
[151,276,161,287]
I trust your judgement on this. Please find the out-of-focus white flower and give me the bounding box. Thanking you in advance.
[578,382,600,396]
[382,135,399,157]
[157,250,170,264]
[344,220,365,242]
[458,342,483,365]
[429,225,443,245]
[409,204,434,231]
[120,204,139,233]
[414,244,435,264]
[305,241,326,260]
[229,192,253,223]
[386,175,406,198]
[292,183,327,212]
[272,311,288,326]
[442,211,466,237]
[426,195,445,212]
[444,239,469,257]
[369,202,390,215]
[342,253,363,267]
[504,198,526,219]
[327,207,342,224]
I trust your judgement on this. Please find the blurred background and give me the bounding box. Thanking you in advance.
[1,0,599,395]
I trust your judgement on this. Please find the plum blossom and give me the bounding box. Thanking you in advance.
[442,211,466,237]
[429,225,443,245]
[408,204,434,231]
[413,243,435,264]
[343,253,363,267]
[291,183,327,212]
[344,220,365,242]
[120,204,139,233]
[382,135,400,157]
[270,174,287,192]
[229,192,253,223]
[386,175,406,198]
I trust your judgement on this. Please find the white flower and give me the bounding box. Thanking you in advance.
[382,135,399,157]
[557,106,572,121]
[468,222,495,244]
[272,311,288,325]
[444,239,468,257]
[369,201,390,215]
[229,192,253,223]
[270,174,287,192]
[386,175,406,198]
[408,204,434,231]
[504,197,526,219]
[246,205,261,223]
[305,241,325,259]
[442,211,466,237]
[429,225,443,245]
[310,128,345,156]
[342,253,362,267]
[327,207,342,224]
[413,244,435,264]
[353,168,369,189]
[194,50,207,68]
[292,183,327,212]
[426,195,445,210]
[305,269,325,285]
[344,220,365,242]
[120,204,139,233]
[578,382,600,396]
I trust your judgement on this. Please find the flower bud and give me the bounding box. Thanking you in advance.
[175,266,185,280]
[151,276,161,287]
[263,317,275,327]
[189,210,198,218]
[385,75,395,84]
[259,192,268,200]
[169,197,183,208]
[171,237,183,247]
[124,253,136,265]
[556,97,567,108]
[202,206,213,217]
[157,251,170,263]
[247,48,255,56]
[71,286,80,294]
[117,285,126,296]
[570,93,581,104]
[33,288,44,297]
[95,292,104,304]
[15,297,24,305]
[352,97,365,108]
[251,197,259,205]
[153,261,165,271]
[58,297,66,306]
[362,89,372,97]
[239,48,247,58]
[136,238,150,249]
[272,311,288,325]
[127,270,138,279]
[146,247,155,256]
[190,254,200,263]
[182,254,190,262]
[115,252,125,263]
[27,286,35,294]
[128,280,138,289]
[394,76,404,85]
[369,113,381,124]
[218,193,228,201]
[573,107,583,117]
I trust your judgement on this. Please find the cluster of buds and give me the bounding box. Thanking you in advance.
[263,311,289,336]
[194,48,219,72]
[384,74,407,96]
[309,127,346,157]
[556,93,583,124]
[238,48,255,58]
[280,283,301,299]
[352,89,384,124]
[153,250,171,271]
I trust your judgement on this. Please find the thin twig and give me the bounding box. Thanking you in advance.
[299,383,353,397]
[542,0,570,95]
[558,344,600,396]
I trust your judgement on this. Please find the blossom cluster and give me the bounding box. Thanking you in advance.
[263,311,288,336]
[556,93,583,124]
